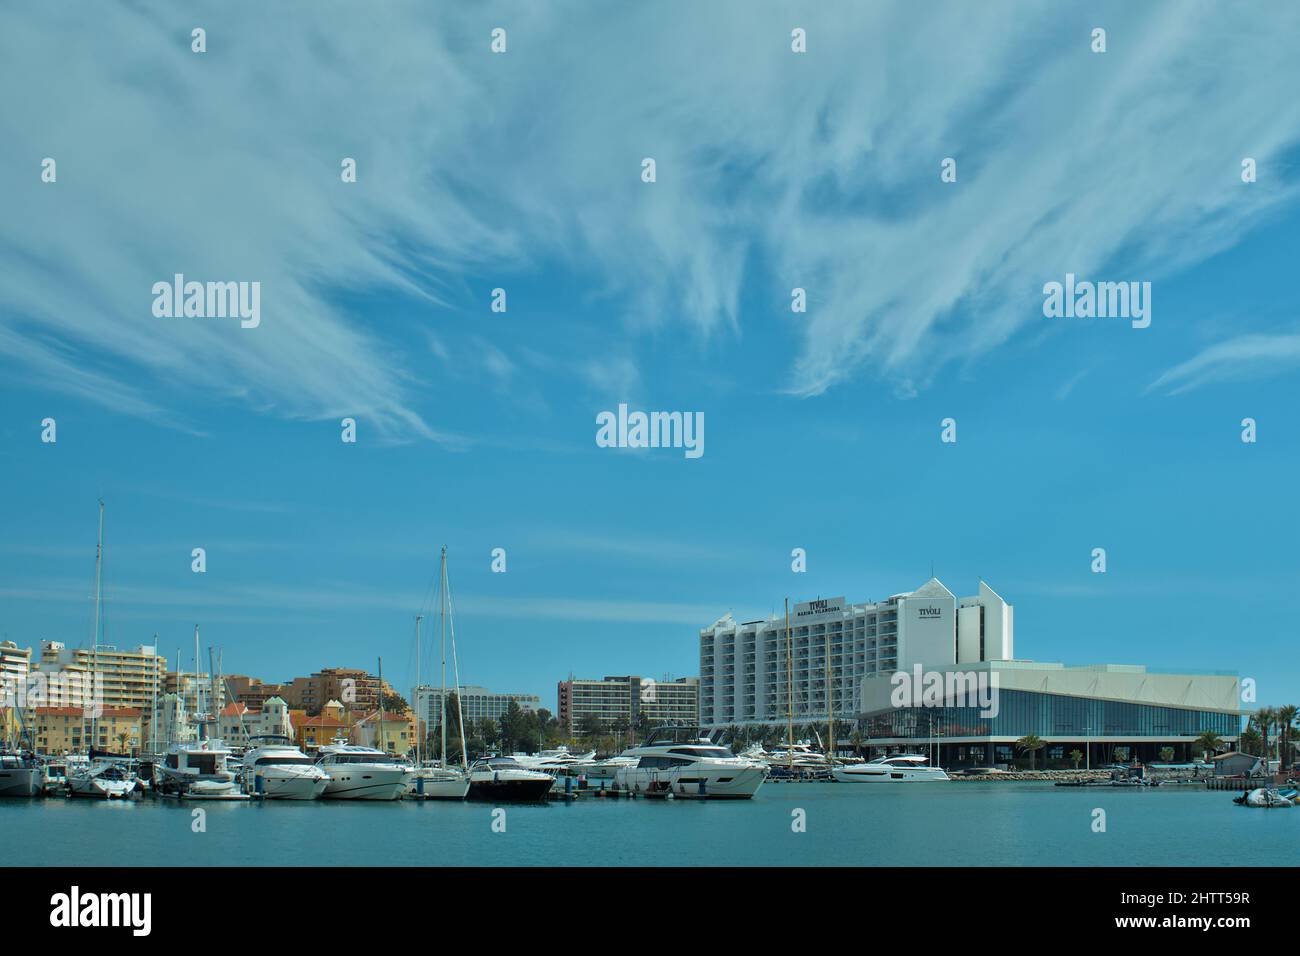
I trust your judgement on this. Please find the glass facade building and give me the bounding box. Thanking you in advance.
[864,689,1240,741]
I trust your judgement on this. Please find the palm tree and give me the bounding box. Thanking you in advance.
[115,730,130,754]
[1277,705,1298,772]
[1158,747,1174,763]
[1015,735,1046,770]
[1194,730,1224,762]
[1068,749,1083,770]
[1255,707,1276,769]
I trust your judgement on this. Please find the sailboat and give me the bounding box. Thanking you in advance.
[409,547,471,800]
[66,500,143,799]
[154,629,246,800]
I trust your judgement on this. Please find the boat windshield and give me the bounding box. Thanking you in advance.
[253,755,314,766]
[327,753,404,765]
[668,747,732,758]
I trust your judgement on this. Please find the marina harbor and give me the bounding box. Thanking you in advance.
[0,509,1286,853]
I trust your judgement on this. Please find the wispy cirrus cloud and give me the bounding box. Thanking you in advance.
[3,1,1299,435]
[1147,333,1300,395]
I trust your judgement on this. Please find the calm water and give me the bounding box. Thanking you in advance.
[3,783,1295,866]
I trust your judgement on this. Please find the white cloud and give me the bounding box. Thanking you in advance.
[1147,333,1300,394]
[3,2,1299,433]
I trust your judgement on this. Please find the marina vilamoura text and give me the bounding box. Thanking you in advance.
[3,0,1295,938]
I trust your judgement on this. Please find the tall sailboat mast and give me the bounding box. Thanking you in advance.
[90,498,105,750]
[377,657,385,753]
[439,547,448,766]
[826,623,833,764]
[414,615,423,766]
[785,597,793,771]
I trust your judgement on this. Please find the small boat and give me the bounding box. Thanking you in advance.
[67,760,140,799]
[41,755,88,795]
[1234,787,1293,808]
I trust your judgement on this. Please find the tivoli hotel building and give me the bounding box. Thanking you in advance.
[699,578,1242,767]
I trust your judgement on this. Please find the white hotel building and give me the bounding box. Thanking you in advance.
[701,577,1242,766]
[699,578,1012,728]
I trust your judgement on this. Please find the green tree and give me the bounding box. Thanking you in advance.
[1277,705,1297,771]
[499,700,526,753]
[1068,749,1083,769]
[1158,747,1174,763]
[1239,727,1262,757]
[577,714,605,739]
[479,717,500,751]
[1255,707,1276,768]
[1015,735,1046,770]
[382,692,408,714]
[1194,730,1224,761]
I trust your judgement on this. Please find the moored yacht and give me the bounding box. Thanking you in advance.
[41,754,89,795]
[510,746,595,772]
[832,754,950,783]
[315,739,413,800]
[409,764,470,800]
[0,751,43,797]
[67,758,141,799]
[154,734,243,798]
[467,756,555,801]
[242,735,330,800]
[763,741,831,769]
[571,753,638,781]
[613,726,767,799]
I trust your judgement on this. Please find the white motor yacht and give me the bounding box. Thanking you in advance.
[315,740,413,800]
[510,746,595,772]
[242,735,330,800]
[764,741,832,768]
[613,726,767,799]
[572,754,639,781]
[832,754,950,782]
[154,736,240,797]
[0,751,43,797]
[467,756,555,801]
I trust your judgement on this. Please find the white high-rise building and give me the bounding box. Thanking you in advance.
[698,578,1013,729]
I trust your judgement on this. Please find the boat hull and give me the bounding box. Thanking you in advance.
[251,771,330,800]
[320,768,412,801]
[467,778,554,801]
[409,775,470,800]
[0,768,43,797]
[832,766,950,782]
[67,778,137,799]
[615,765,766,799]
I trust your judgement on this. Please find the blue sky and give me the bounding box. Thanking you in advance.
[3,2,1300,710]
